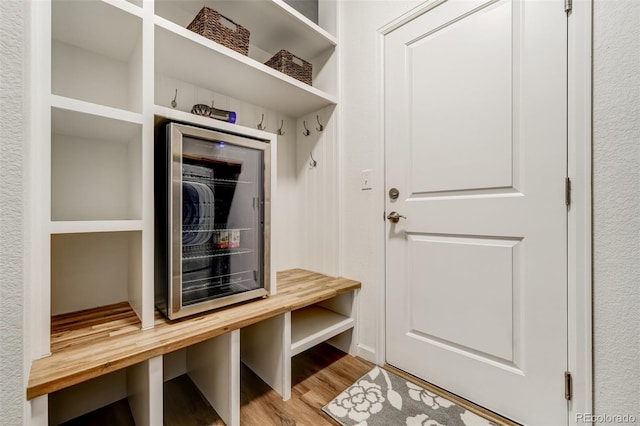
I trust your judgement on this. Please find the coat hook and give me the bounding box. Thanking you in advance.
[309,151,317,168]
[302,120,310,136]
[257,113,266,131]
[171,89,178,108]
[316,115,324,132]
[277,120,285,136]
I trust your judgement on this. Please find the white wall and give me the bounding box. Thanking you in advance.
[340,0,423,361]
[592,0,640,420]
[340,0,640,419]
[0,0,26,424]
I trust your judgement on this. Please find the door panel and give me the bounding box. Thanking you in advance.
[384,0,568,424]
[407,234,517,362]
[408,0,513,193]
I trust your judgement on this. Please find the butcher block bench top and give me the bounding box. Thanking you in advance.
[27,269,360,400]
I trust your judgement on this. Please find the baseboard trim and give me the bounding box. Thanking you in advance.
[356,344,376,363]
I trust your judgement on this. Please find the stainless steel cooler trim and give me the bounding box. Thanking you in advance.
[167,123,271,319]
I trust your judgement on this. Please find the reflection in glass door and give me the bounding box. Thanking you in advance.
[180,136,264,307]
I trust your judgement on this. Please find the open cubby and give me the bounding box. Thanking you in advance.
[50,231,142,319]
[52,0,142,112]
[51,108,142,222]
[48,358,155,426]
[163,375,224,426]
[240,286,357,401]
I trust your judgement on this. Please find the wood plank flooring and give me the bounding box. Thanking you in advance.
[59,399,135,426]
[239,343,373,426]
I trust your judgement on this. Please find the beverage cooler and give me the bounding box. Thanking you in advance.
[155,122,274,319]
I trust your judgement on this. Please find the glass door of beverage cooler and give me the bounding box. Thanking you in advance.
[168,123,271,318]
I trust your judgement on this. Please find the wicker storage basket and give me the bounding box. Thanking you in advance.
[264,50,312,86]
[187,7,250,56]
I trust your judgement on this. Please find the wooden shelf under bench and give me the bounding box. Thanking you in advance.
[27,269,360,400]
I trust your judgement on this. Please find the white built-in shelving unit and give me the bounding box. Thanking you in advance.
[29,0,349,424]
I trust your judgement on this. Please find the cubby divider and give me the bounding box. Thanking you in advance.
[163,331,240,426]
[241,313,291,400]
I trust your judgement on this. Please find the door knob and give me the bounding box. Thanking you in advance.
[386,211,406,223]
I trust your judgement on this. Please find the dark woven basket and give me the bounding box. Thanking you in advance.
[187,7,250,56]
[264,50,312,86]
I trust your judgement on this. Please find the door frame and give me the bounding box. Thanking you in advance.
[374,0,592,424]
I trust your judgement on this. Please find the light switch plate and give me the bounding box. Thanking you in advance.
[361,169,372,190]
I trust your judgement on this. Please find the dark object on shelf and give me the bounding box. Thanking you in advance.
[191,104,211,116]
[187,7,250,56]
[210,105,237,124]
[264,50,312,86]
[190,103,237,124]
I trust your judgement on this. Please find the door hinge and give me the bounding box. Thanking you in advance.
[564,371,573,400]
[564,0,572,14]
[565,177,572,207]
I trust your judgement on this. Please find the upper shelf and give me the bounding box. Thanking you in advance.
[52,0,142,62]
[153,0,336,60]
[154,105,275,142]
[154,17,337,118]
[52,0,143,112]
[51,96,142,142]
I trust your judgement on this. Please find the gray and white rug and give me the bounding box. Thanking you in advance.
[322,366,495,426]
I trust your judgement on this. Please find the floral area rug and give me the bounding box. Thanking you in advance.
[322,366,495,426]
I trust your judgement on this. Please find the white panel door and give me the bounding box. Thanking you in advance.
[384,0,568,424]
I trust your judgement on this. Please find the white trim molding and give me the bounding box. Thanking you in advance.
[567,0,593,424]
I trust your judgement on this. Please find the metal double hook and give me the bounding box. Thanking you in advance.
[257,113,266,131]
[277,120,285,135]
[303,115,325,136]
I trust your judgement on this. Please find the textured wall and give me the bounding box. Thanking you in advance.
[592,0,640,420]
[0,0,26,424]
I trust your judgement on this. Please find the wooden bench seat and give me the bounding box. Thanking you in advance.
[27,269,360,400]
